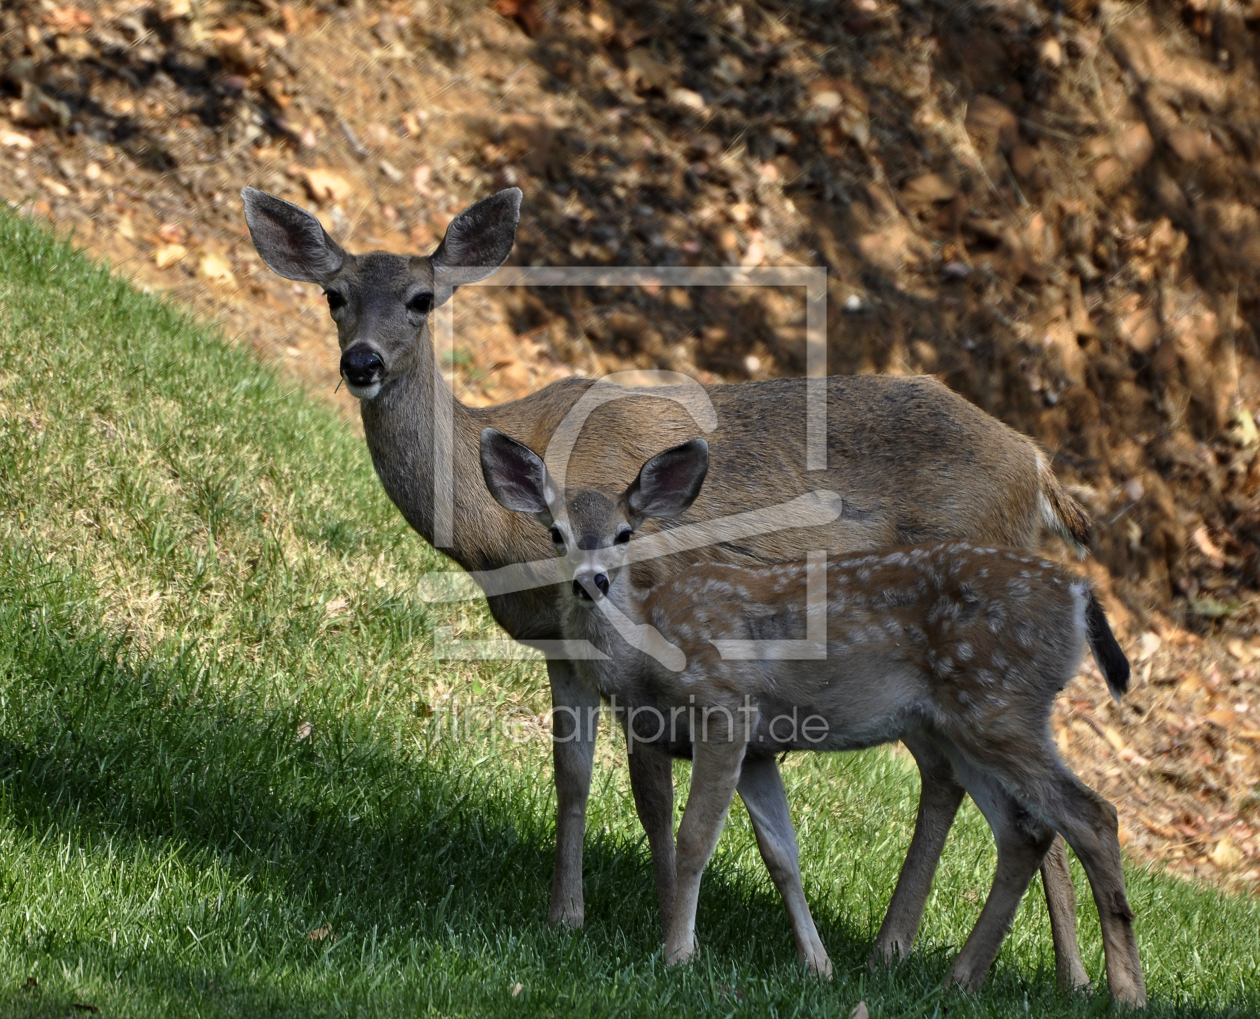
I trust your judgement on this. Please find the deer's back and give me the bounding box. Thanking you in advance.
[476,374,1051,579]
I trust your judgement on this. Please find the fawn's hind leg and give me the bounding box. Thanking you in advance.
[935,750,1056,994]
[947,731,1146,1007]
[665,734,748,967]
[1022,764,1145,1006]
[738,754,832,977]
[1040,836,1089,990]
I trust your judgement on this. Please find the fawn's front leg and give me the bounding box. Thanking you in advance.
[738,754,832,977]
[547,658,601,926]
[872,731,966,964]
[665,733,747,966]
[626,745,677,934]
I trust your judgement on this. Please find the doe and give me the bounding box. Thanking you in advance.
[480,428,1146,1007]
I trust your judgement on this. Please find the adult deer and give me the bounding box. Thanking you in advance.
[241,185,1092,988]
[480,430,1145,1005]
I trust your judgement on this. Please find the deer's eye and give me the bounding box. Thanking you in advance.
[614,528,632,545]
[324,290,345,311]
[406,292,433,316]
[549,526,564,546]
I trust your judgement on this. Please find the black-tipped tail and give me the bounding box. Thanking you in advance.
[1086,592,1130,703]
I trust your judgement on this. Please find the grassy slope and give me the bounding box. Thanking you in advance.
[0,210,1256,1018]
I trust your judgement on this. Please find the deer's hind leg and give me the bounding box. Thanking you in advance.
[1016,762,1145,1006]
[1040,836,1089,991]
[737,754,831,977]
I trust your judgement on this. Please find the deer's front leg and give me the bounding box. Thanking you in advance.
[547,658,601,927]
[626,745,677,935]
[665,733,747,966]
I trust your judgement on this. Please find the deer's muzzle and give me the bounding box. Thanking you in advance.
[572,574,609,601]
[341,346,384,397]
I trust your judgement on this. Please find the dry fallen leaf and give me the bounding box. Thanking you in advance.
[1210,837,1245,869]
[40,177,70,198]
[294,166,353,205]
[0,129,34,149]
[198,252,236,287]
[1205,708,1238,729]
[46,6,93,32]
[412,163,433,196]
[153,243,187,269]
[307,925,332,941]
[1192,525,1225,568]
[625,48,672,92]
[296,721,314,741]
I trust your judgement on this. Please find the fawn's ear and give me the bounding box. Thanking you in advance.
[626,438,709,522]
[480,428,556,523]
[432,188,522,292]
[241,188,346,283]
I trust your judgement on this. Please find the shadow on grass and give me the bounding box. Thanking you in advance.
[3,609,1257,1016]
[0,606,876,976]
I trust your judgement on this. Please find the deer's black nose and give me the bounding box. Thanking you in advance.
[340,347,384,387]
[572,574,609,600]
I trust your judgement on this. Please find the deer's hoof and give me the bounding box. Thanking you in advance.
[867,935,909,971]
[664,940,696,967]
[546,904,584,928]
[805,953,834,981]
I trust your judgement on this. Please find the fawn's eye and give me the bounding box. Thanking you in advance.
[549,526,564,546]
[614,528,632,545]
[406,292,433,316]
[324,290,345,311]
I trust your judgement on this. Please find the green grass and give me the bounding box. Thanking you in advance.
[0,208,1256,1018]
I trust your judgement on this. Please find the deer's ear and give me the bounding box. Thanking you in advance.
[626,439,709,522]
[241,188,345,283]
[432,188,521,290]
[480,428,555,523]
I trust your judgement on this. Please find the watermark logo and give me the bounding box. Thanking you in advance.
[424,264,831,668]
[420,693,830,752]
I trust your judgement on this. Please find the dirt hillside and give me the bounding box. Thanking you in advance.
[1,0,1259,892]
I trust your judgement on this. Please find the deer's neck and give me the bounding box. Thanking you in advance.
[357,339,503,574]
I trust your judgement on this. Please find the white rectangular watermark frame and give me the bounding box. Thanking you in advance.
[426,265,829,663]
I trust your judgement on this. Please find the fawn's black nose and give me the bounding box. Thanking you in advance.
[340,347,384,387]
[572,574,609,600]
